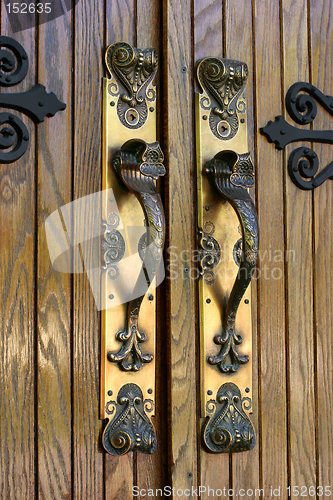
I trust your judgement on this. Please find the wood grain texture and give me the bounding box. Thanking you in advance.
[310,0,333,489]
[281,0,316,490]
[224,0,260,494]
[163,0,199,492]
[37,9,73,500]
[254,0,288,496]
[73,0,104,498]
[0,12,36,500]
[104,2,135,499]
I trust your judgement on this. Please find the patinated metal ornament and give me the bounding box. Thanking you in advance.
[103,383,156,455]
[203,383,255,453]
[105,41,157,130]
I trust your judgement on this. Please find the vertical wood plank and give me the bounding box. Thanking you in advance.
[104,2,135,499]
[163,0,199,492]
[310,0,333,490]
[0,12,36,500]
[254,0,288,496]
[281,0,316,491]
[37,8,73,500]
[73,0,104,498]
[136,0,168,495]
[225,0,260,495]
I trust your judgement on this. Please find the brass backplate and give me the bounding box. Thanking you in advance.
[101,77,157,419]
[195,92,253,417]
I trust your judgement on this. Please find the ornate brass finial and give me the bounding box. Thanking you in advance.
[105,42,158,129]
[202,383,256,453]
[103,383,156,455]
[196,57,248,140]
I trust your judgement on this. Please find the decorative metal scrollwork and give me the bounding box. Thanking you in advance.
[0,36,66,164]
[101,212,125,281]
[205,151,258,373]
[196,57,248,140]
[107,140,165,371]
[105,42,157,130]
[260,81,333,190]
[202,382,256,453]
[102,383,156,455]
[198,221,221,285]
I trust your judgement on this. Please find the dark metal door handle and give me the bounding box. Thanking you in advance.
[107,139,165,371]
[204,151,258,373]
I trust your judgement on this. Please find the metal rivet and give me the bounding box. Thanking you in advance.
[280,129,285,135]
[148,294,154,301]
[311,153,316,159]
[22,54,28,60]
[240,118,245,123]
[245,299,249,304]
[302,116,307,122]
[110,101,115,106]
[291,97,296,103]
[330,103,333,109]
[8,115,14,121]
[245,387,250,393]
[303,148,309,154]
[312,181,318,188]
[203,115,208,120]
[311,114,316,119]
[5,77,11,82]
[109,294,114,300]
[148,388,153,394]
[38,101,44,107]
[293,166,298,172]
[149,107,154,112]
[205,205,210,211]
[23,135,29,141]
[206,298,211,304]
[207,390,213,395]
[107,390,113,396]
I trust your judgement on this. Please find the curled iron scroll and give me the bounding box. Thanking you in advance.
[261,81,333,190]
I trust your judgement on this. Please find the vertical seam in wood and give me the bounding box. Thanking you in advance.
[134,0,138,47]
[307,2,319,497]
[71,0,76,498]
[279,0,292,493]
[222,0,226,58]
[35,14,40,500]
[251,0,263,492]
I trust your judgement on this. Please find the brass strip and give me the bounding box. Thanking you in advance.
[195,57,256,453]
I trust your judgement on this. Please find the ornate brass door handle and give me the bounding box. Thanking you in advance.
[196,56,257,453]
[101,42,165,455]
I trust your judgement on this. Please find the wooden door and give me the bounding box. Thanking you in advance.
[1,1,332,499]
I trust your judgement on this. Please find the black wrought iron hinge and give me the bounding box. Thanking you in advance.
[260,82,333,190]
[0,35,66,164]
